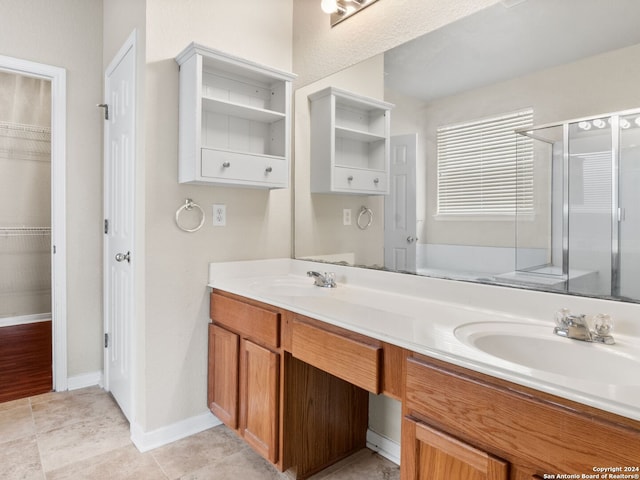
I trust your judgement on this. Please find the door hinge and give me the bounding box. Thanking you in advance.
[104,333,109,348]
[52,245,56,254]
[104,219,109,234]
[97,103,109,120]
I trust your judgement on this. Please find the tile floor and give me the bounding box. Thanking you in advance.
[0,387,400,479]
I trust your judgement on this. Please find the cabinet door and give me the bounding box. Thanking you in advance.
[402,417,508,480]
[240,339,280,464]
[208,324,239,429]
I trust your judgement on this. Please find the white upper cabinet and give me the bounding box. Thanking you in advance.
[175,43,296,188]
[309,87,394,195]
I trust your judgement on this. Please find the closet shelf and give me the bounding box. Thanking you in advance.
[0,227,51,237]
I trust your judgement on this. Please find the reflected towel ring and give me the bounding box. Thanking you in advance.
[175,198,205,233]
[357,206,373,230]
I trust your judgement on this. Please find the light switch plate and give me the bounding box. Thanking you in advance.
[213,204,226,226]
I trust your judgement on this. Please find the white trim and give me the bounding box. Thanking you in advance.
[130,411,222,453]
[67,371,103,391]
[0,54,67,393]
[366,429,401,466]
[0,313,51,328]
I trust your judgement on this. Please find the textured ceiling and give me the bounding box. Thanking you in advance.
[385,0,640,102]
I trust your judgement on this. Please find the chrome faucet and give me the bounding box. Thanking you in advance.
[307,271,337,288]
[553,310,615,345]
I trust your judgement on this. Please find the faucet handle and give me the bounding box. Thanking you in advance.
[593,313,613,336]
[554,308,571,328]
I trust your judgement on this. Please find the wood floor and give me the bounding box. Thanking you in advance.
[0,320,52,402]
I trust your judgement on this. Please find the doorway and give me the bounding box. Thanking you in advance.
[0,54,67,396]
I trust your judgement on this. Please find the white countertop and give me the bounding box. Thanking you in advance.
[208,258,640,422]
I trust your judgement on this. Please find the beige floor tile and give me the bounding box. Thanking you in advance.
[31,386,124,433]
[0,435,44,480]
[37,413,131,472]
[45,443,167,480]
[315,450,399,480]
[151,425,248,479]
[0,402,35,444]
[0,396,30,412]
[178,448,288,480]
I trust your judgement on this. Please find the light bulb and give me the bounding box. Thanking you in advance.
[593,118,606,129]
[321,0,339,13]
[635,117,640,128]
[578,121,591,131]
[620,118,631,129]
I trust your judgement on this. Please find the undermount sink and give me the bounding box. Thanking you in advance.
[454,322,640,385]
[249,277,334,297]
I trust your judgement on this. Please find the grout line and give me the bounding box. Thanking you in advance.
[29,396,48,479]
[149,450,172,480]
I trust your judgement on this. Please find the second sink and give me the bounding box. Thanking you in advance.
[454,321,640,385]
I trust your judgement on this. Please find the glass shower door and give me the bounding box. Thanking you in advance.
[566,117,613,296]
[618,113,640,299]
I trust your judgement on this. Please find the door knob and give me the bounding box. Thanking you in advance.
[115,251,131,263]
[406,236,417,244]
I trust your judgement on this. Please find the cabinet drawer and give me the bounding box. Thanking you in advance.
[405,356,640,473]
[210,293,280,348]
[333,166,387,193]
[201,148,287,186]
[291,318,381,393]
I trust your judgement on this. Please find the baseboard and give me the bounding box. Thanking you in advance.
[366,429,401,466]
[66,371,103,391]
[130,410,222,453]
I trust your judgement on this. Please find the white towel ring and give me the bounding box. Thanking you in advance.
[175,198,205,233]
[357,206,373,230]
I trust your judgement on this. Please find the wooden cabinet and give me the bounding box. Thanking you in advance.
[209,290,640,479]
[175,43,295,188]
[401,417,508,480]
[309,87,393,195]
[290,316,382,393]
[208,292,281,463]
[240,339,279,463]
[209,291,370,479]
[402,354,640,480]
[208,324,239,428]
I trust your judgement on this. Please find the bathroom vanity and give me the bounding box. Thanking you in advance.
[207,259,640,479]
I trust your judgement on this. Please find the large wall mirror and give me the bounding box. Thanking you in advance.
[294,0,640,303]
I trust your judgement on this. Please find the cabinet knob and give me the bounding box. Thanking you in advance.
[373,178,379,184]
[222,161,231,168]
[347,175,354,182]
[265,166,273,173]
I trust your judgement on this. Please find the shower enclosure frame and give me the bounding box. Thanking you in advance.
[516,106,640,298]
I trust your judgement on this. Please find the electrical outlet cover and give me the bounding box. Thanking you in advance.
[213,204,226,226]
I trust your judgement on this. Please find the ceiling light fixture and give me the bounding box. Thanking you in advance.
[322,0,379,27]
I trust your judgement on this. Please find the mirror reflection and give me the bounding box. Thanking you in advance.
[294,0,640,302]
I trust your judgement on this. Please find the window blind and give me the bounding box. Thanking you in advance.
[437,109,534,215]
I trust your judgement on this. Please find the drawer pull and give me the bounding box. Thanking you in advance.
[265,166,273,173]
[373,177,379,184]
[222,161,231,168]
[347,175,354,182]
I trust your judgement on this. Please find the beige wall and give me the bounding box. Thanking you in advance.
[142,0,293,431]
[0,0,104,376]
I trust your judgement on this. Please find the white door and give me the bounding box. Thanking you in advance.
[103,32,136,421]
[384,134,417,272]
